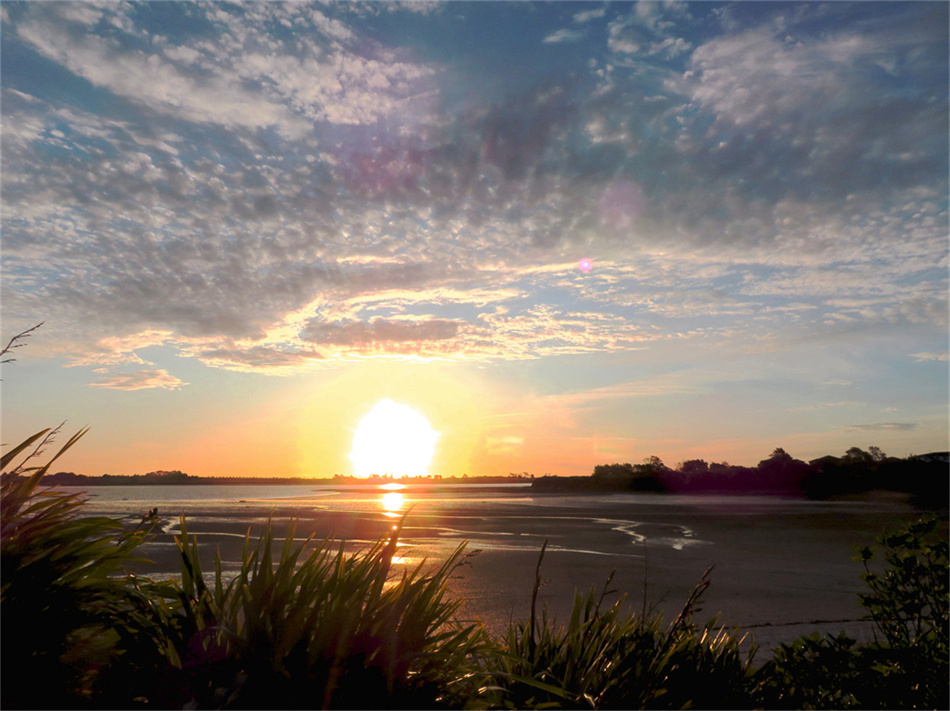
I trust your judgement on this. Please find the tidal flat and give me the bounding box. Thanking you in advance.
[64,484,933,650]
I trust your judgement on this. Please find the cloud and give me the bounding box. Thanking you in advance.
[14,2,439,140]
[543,29,585,44]
[89,369,187,391]
[787,402,864,412]
[482,435,525,456]
[677,9,947,202]
[195,346,323,374]
[574,8,605,24]
[67,331,176,368]
[606,2,692,57]
[300,318,461,346]
[16,14,311,139]
[911,352,949,362]
[536,373,711,410]
[842,422,917,432]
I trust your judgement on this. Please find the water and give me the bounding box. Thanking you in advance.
[53,483,929,649]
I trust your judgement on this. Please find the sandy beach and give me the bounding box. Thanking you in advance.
[85,484,939,651]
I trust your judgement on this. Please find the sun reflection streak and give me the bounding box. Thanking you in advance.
[381,491,406,517]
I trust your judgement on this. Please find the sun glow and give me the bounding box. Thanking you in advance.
[349,399,439,477]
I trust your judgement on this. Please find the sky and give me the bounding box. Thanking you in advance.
[2,1,947,478]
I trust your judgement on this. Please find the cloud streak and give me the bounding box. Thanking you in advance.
[842,423,917,432]
[90,369,187,391]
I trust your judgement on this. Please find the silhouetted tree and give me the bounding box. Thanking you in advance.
[757,448,792,468]
[843,447,874,465]
[678,459,709,475]
[756,448,809,493]
[590,462,664,492]
[634,456,668,476]
[592,463,635,479]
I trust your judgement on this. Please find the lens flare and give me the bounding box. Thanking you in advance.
[598,180,644,230]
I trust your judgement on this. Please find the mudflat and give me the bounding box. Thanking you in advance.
[104,485,940,650]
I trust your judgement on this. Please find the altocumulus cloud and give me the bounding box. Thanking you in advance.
[0,1,945,382]
[194,346,324,374]
[300,318,462,347]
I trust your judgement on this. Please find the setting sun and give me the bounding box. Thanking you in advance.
[349,399,439,477]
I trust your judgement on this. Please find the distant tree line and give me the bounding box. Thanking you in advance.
[533,446,949,506]
[37,471,538,486]
[33,447,950,505]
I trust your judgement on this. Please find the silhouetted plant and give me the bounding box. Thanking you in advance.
[1,428,170,709]
[150,516,492,709]
[855,516,948,709]
[489,544,755,709]
[754,516,949,709]
[857,516,948,648]
[754,631,867,709]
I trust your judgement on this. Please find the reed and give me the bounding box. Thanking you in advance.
[488,542,755,709]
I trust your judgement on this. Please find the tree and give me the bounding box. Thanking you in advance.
[592,463,634,479]
[842,447,873,465]
[679,459,709,475]
[756,448,809,492]
[634,455,668,476]
[758,448,793,469]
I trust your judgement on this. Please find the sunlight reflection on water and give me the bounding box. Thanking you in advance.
[68,484,926,650]
[381,491,406,517]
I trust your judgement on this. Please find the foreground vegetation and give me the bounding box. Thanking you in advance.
[2,426,947,709]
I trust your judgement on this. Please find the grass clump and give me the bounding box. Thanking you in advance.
[489,543,754,709]
[1,427,172,709]
[156,516,491,709]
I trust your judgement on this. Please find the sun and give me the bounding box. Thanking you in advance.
[349,399,439,477]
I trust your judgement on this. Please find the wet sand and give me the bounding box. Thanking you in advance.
[116,487,935,651]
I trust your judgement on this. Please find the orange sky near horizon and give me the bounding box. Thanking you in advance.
[11,353,940,480]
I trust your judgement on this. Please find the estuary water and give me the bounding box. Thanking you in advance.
[55,483,929,649]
